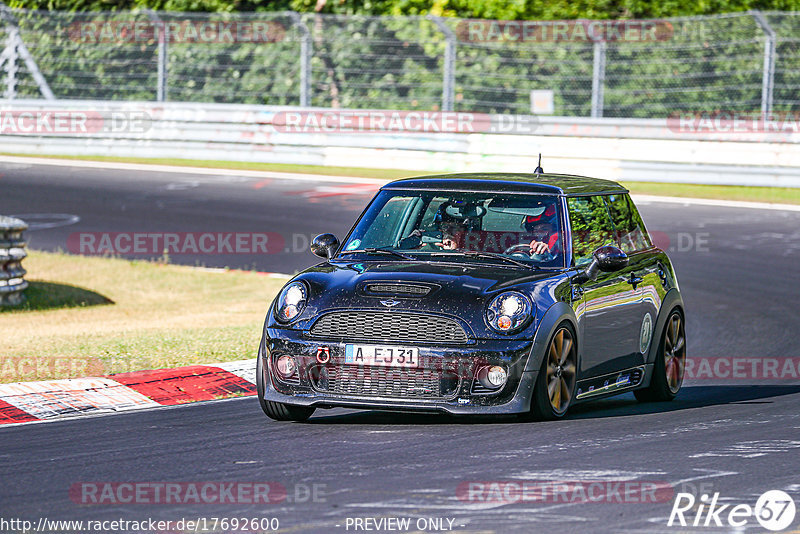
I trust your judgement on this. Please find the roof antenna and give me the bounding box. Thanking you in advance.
[534,153,544,175]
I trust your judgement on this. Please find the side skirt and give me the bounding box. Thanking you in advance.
[574,365,653,402]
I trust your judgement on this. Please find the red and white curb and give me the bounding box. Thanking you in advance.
[0,360,256,426]
[3,356,796,426]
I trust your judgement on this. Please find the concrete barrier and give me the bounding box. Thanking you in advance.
[1,99,799,187]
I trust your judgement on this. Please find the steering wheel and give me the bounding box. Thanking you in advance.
[503,243,533,255]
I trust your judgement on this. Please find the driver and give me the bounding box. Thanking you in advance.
[524,203,560,256]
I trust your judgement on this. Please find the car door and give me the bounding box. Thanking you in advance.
[605,193,661,365]
[567,195,642,378]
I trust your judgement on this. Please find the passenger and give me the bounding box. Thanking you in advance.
[435,220,468,250]
[398,201,480,250]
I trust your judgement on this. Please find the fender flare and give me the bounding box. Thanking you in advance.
[523,301,580,374]
[645,288,685,365]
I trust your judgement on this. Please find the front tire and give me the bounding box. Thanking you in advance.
[523,323,578,421]
[635,309,686,402]
[256,348,315,422]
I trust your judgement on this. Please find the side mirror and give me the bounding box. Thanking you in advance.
[311,233,340,259]
[573,245,628,283]
[594,245,628,272]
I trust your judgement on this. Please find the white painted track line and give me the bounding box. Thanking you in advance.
[0,155,388,185]
[3,155,799,212]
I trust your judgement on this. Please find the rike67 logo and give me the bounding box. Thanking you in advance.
[668,490,796,531]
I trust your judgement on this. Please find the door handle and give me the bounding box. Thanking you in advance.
[627,273,643,289]
[571,286,584,301]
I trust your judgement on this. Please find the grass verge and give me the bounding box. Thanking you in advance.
[0,251,286,384]
[0,153,419,180]
[2,152,799,205]
[622,181,800,205]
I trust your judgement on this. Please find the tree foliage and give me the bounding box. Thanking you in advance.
[8,0,800,17]
[6,2,799,117]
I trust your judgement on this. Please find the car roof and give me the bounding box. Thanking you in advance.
[382,173,628,196]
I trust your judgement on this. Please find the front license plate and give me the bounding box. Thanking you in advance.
[344,344,419,368]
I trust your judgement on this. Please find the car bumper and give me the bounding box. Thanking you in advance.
[260,328,538,415]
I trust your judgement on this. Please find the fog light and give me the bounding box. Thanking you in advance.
[477,365,509,390]
[275,355,297,379]
[486,366,507,387]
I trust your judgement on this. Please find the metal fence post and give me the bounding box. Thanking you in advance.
[591,41,606,118]
[751,10,775,117]
[2,31,18,99]
[427,15,456,112]
[146,10,168,102]
[289,12,312,107]
[0,3,54,100]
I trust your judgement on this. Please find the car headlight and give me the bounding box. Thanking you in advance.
[486,291,532,333]
[274,281,308,323]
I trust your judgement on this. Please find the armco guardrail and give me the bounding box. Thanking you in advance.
[0,215,28,307]
[1,99,799,187]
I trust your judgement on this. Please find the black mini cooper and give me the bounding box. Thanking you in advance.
[257,173,686,421]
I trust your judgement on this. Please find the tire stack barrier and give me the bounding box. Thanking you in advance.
[0,215,29,307]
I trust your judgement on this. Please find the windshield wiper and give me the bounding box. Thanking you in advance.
[430,250,537,269]
[464,251,537,269]
[338,248,414,260]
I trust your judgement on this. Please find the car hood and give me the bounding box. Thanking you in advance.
[272,259,567,338]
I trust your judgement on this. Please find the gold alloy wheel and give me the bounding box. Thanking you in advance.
[664,313,686,394]
[546,327,577,415]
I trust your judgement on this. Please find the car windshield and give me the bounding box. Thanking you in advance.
[339,190,565,268]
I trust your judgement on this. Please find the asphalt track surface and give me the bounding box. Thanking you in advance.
[2,160,800,533]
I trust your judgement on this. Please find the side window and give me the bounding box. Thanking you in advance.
[605,194,652,253]
[418,197,449,231]
[567,196,617,265]
[356,196,414,248]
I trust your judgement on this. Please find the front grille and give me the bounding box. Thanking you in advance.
[309,311,469,344]
[364,283,432,296]
[310,364,459,400]
[471,381,500,395]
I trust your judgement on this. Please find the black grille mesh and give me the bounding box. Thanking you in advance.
[310,311,468,344]
[313,364,459,400]
[364,283,431,296]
